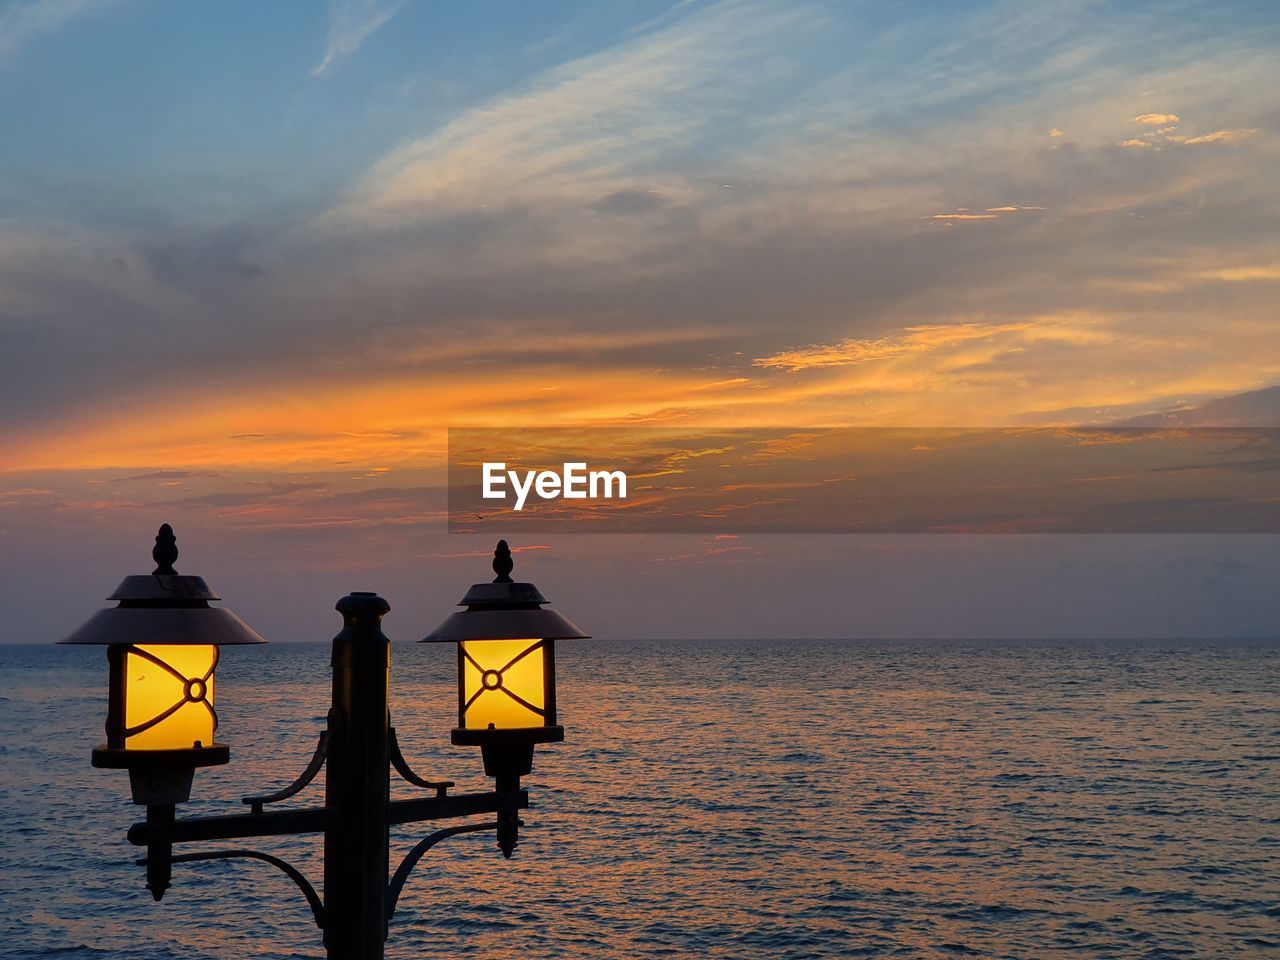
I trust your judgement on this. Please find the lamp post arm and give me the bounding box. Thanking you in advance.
[137,849,326,930]
[388,726,454,796]
[127,789,524,846]
[128,803,333,845]
[386,821,500,921]
[242,730,329,814]
[387,788,526,826]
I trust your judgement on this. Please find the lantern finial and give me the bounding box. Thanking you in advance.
[152,523,178,575]
[492,540,513,583]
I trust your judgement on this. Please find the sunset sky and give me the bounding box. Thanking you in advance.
[2,0,1278,644]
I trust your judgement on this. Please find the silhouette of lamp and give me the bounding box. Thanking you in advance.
[60,526,573,930]
[61,523,266,806]
[421,540,587,855]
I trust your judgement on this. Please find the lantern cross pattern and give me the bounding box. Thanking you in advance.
[462,639,549,720]
[122,644,219,741]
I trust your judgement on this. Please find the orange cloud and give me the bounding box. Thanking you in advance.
[1122,122,1258,151]
[1197,263,1280,282]
[0,365,764,472]
[1180,128,1257,145]
[753,321,1036,372]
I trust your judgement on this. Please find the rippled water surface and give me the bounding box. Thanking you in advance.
[2,638,1278,959]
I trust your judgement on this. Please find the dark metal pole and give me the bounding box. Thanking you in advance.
[144,803,174,901]
[324,592,391,960]
[479,741,534,859]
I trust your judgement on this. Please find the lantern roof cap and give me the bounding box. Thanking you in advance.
[457,580,548,607]
[58,523,267,646]
[107,574,220,602]
[420,540,589,642]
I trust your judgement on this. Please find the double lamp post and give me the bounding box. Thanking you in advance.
[60,524,587,960]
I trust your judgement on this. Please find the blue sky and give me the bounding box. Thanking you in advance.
[5,0,830,224]
[5,0,1275,228]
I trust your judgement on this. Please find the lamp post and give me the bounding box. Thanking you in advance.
[421,538,589,856]
[62,526,585,960]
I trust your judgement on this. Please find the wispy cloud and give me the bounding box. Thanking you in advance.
[312,0,411,76]
[754,321,1040,372]
[1180,128,1258,145]
[1118,110,1261,150]
[1197,263,1280,282]
[0,0,106,64]
[926,213,999,221]
[1121,127,1258,148]
[325,0,816,221]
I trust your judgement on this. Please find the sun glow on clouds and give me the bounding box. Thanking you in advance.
[0,364,779,472]
[754,321,1045,372]
[1119,112,1259,150]
[1198,264,1280,282]
[7,270,1280,471]
[749,308,1280,428]
[925,206,1046,223]
[2,1,1280,480]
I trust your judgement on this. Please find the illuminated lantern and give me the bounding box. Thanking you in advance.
[422,540,586,794]
[60,524,266,804]
[110,643,219,752]
[456,636,554,733]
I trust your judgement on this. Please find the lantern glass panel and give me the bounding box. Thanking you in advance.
[461,638,547,730]
[123,644,217,750]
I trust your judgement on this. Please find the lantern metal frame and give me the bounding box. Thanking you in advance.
[61,524,264,805]
[421,539,588,801]
[64,528,584,960]
[450,635,562,742]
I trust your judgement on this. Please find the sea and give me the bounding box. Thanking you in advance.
[1,638,1277,959]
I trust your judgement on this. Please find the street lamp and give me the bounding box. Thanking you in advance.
[61,523,266,806]
[60,523,266,900]
[422,539,588,854]
[61,526,583,960]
